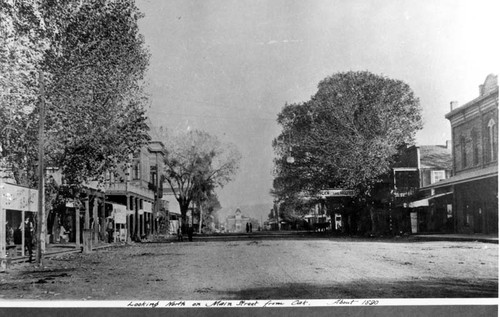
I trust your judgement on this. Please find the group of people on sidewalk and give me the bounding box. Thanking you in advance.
[55,220,113,244]
[246,222,253,233]
[4,218,35,262]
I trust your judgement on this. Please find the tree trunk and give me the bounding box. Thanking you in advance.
[179,199,190,234]
[92,197,98,242]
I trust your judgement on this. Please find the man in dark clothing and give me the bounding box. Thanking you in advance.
[24,218,33,262]
[177,227,183,242]
[106,220,114,243]
[187,225,193,242]
[249,222,253,233]
[246,222,249,233]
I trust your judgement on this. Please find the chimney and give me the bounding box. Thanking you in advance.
[479,84,484,96]
[450,101,458,111]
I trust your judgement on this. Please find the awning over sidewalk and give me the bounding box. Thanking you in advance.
[420,165,497,190]
[409,192,452,208]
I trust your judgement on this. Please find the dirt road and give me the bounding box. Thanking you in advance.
[0,238,497,300]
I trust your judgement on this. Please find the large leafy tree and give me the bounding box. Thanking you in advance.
[272,71,422,209]
[0,0,47,185]
[1,0,150,191]
[161,129,241,228]
[42,0,151,189]
[1,1,150,241]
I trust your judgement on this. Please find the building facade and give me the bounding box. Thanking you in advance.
[397,144,453,233]
[366,144,453,235]
[421,74,498,234]
[225,208,251,233]
[105,141,166,241]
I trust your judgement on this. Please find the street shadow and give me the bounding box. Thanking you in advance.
[215,278,498,299]
[130,252,186,257]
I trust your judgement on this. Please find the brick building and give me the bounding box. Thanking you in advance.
[421,74,498,234]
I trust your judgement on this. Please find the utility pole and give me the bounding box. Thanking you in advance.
[36,70,46,265]
[0,178,6,271]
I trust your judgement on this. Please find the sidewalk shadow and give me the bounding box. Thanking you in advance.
[216,278,498,299]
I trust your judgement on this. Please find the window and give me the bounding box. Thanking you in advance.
[471,129,479,166]
[150,165,157,184]
[431,170,446,184]
[460,136,467,168]
[133,164,140,180]
[487,119,497,161]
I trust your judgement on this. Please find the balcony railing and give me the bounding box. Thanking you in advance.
[105,182,154,200]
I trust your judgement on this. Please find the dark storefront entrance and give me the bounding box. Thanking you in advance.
[454,177,498,234]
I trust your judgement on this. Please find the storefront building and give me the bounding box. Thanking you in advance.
[394,144,453,234]
[105,142,163,241]
[422,74,498,234]
[1,182,38,268]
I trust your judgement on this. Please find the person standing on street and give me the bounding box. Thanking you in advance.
[106,219,114,243]
[249,222,253,233]
[187,224,193,242]
[24,217,34,262]
[177,226,183,242]
[246,222,249,233]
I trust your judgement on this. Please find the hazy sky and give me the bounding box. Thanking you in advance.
[136,0,499,212]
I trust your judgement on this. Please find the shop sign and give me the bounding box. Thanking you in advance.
[319,189,355,197]
[143,201,153,212]
[1,183,38,212]
[410,212,418,233]
[112,204,127,224]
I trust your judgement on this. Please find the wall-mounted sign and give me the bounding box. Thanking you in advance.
[112,203,127,224]
[1,183,38,212]
[143,201,152,212]
[319,189,356,197]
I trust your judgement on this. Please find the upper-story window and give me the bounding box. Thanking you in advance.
[460,135,467,169]
[133,163,141,180]
[431,170,446,184]
[487,119,497,162]
[471,129,479,166]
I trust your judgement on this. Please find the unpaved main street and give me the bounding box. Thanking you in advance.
[0,238,497,300]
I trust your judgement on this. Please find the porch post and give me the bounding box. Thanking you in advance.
[126,195,131,243]
[21,210,25,256]
[84,199,90,230]
[0,182,6,270]
[75,208,81,249]
[92,198,98,243]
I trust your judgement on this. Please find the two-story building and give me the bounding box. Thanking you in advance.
[368,143,453,234]
[396,144,453,233]
[421,74,498,234]
[105,141,166,241]
[225,208,251,233]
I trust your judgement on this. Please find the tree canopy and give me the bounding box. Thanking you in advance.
[160,129,241,224]
[1,0,150,193]
[272,71,423,206]
[0,0,47,185]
